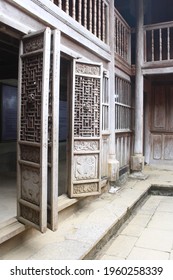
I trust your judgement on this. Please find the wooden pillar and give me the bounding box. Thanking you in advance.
[108,0,119,185]
[131,0,146,177]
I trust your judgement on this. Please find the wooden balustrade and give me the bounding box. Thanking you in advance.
[114,8,131,65]
[144,21,173,63]
[53,0,109,44]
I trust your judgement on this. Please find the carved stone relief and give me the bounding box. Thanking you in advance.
[21,145,40,163]
[21,166,40,205]
[73,155,98,181]
[76,63,100,76]
[23,35,44,53]
[73,183,98,194]
[74,140,99,151]
[20,205,39,225]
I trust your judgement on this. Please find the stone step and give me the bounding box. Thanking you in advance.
[0,218,26,245]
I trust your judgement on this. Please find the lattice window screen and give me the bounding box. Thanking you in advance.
[115,76,133,131]
[74,76,100,137]
[102,71,109,132]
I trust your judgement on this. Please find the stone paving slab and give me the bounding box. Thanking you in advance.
[121,224,146,237]
[156,202,173,212]
[148,212,173,231]
[140,195,163,213]
[129,212,152,227]
[135,228,173,252]
[100,254,125,260]
[127,247,170,260]
[101,235,138,259]
[28,240,90,260]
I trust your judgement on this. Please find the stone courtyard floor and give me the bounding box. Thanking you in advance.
[95,194,173,260]
[1,165,173,260]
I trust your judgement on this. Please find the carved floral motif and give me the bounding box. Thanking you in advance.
[21,166,40,205]
[74,141,98,151]
[23,36,43,53]
[21,145,40,163]
[73,183,98,194]
[73,155,98,180]
[76,63,100,76]
[20,205,39,225]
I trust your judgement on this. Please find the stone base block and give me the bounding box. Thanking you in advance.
[129,171,148,180]
[131,155,144,172]
[108,158,119,183]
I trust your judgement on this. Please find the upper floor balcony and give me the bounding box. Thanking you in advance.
[51,0,109,44]
[114,7,132,75]
[143,21,173,70]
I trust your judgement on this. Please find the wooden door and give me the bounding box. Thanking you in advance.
[69,61,102,198]
[150,83,173,164]
[17,28,60,232]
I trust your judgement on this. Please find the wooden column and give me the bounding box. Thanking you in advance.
[131,0,146,176]
[135,0,144,155]
[108,0,119,185]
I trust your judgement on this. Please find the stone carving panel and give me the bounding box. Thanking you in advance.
[73,155,98,181]
[23,35,44,53]
[21,145,40,163]
[21,166,40,205]
[76,63,100,76]
[73,183,98,194]
[20,205,39,225]
[74,140,99,151]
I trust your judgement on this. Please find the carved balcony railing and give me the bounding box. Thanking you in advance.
[114,8,131,75]
[52,0,109,43]
[144,21,173,65]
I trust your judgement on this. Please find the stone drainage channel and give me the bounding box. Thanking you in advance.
[86,186,173,260]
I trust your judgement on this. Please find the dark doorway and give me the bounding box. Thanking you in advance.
[0,29,19,223]
[58,57,71,196]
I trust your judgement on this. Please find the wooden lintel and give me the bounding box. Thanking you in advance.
[142,67,173,75]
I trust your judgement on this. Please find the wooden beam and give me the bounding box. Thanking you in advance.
[142,67,173,75]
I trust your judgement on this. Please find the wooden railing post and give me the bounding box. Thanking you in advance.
[53,0,109,44]
[168,27,170,60]
[114,7,131,68]
[65,0,69,15]
[144,21,173,63]
[72,0,76,19]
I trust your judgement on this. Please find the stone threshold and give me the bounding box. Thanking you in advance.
[0,179,108,246]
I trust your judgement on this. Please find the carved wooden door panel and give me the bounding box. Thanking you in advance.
[150,83,173,164]
[69,61,102,198]
[17,28,51,233]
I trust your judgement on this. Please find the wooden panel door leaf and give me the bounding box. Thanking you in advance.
[17,28,59,233]
[69,61,102,198]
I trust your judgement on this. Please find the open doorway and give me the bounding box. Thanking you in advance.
[0,29,19,223]
[144,74,173,168]
[58,57,71,196]
[0,27,72,226]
